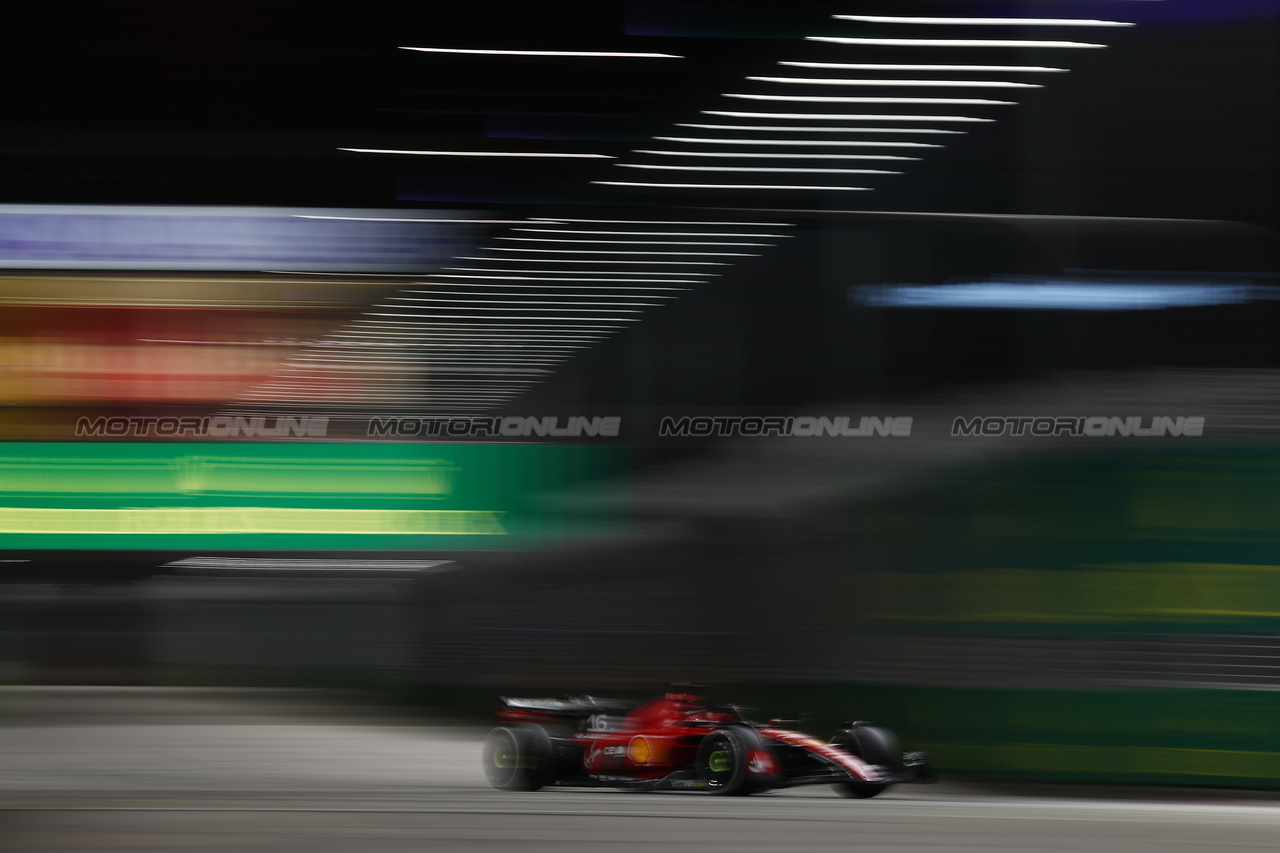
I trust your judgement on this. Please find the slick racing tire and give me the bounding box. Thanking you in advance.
[696,726,761,796]
[483,724,555,791]
[828,725,899,800]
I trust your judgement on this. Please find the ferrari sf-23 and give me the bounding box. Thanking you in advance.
[482,687,934,797]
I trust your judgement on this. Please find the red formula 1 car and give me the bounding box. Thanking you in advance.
[482,687,934,797]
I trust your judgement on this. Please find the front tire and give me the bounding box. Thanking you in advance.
[483,724,554,791]
[829,726,898,799]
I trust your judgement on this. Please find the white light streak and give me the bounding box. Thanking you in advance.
[675,124,962,134]
[760,210,1216,225]
[400,46,682,58]
[333,337,594,345]
[636,150,919,160]
[833,15,1133,28]
[289,367,554,374]
[779,62,1067,73]
[325,340,593,348]
[396,297,660,308]
[806,37,1106,48]
[338,148,612,158]
[495,237,773,245]
[703,111,994,122]
[512,229,795,237]
[655,137,941,148]
[263,270,432,276]
[353,319,622,330]
[724,94,1018,105]
[339,329,603,341]
[292,361,554,371]
[594,181,873,191]
[289,215,529,223]
[443,266,715,275]
[459,256,730,265]
[618,164,901,175]
[342,326,611,335]
[487,247,760,256]
[381,302,644,313]
[747,76,1040,89]
[430,275,696,286]
[526,218,796,226]
[438,273,702,285]
[365,313,636,324]
[403,290,679,301]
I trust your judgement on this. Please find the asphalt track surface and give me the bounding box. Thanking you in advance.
[3,689,1280,852]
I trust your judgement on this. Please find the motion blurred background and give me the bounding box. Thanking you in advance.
[1,0,1279,790]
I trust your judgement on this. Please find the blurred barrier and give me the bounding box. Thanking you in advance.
[791,633,1280,690]
[4,416,1280,789]
[722,683,1280,788]
[142,572,427,684]
[0,205,488,271]
[0,442,627,550]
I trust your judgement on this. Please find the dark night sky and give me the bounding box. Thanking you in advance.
[0,1,1273,227]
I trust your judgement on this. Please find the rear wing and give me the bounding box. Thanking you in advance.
[498,695,638,718]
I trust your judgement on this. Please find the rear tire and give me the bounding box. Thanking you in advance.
[483,724,554,791]
[829,726,898,799]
